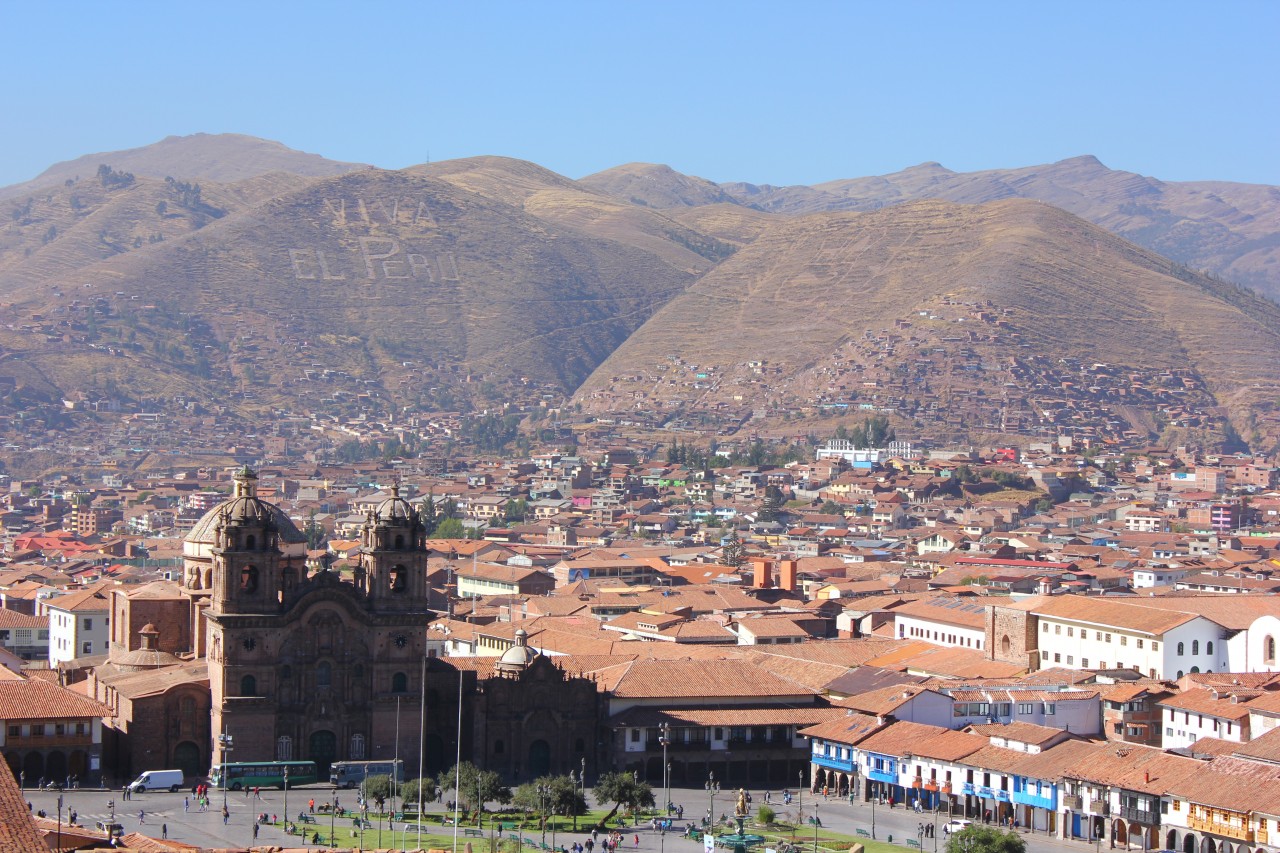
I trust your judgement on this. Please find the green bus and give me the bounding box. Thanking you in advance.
[210,761,318,790]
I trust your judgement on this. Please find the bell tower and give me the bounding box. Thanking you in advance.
[211,468,285,615]
[358,485,429,612]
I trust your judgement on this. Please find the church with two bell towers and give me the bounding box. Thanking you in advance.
[191,467,437,777]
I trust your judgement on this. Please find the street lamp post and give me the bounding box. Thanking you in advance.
[283,765,289,834]
[580,757,587,830]
[812,803,819,853]
[217,730,234,809]
[797,770,804,842]
[658,722,671,815]
[330,785,338,848]
[705,771,719,831]
[539,784,549,849]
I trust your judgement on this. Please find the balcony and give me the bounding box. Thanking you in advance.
[1189,815,1253,842]
[1063,795,1083,811]
[1088,801,1109,817]
[1120,806,1159,826]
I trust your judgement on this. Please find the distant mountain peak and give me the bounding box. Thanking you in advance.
[1052,154,1107,169]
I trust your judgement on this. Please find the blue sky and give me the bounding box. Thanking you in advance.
[3,1,1277,188]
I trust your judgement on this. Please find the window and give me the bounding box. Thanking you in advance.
[1192,640,1200,655]
[317,661,332,688]
[495,739,505,754]
[1207,641,1214,656]
[75,723,86,735]
[277,736,293,760]
[1082,659,1089,668]
[1040,651,1048,660]
[82,641,92,654]
[392,672,408,693]
[1043,703,1056,715]
[1096,631,1103,641]
[1106,633,1112,643]
[1152,642,1159,652]
[1042,624,1048,633]
[1121,636,1128,646]
[1019,703,1034,714]
[240,565,259,593]
[1067,627,1074,638]
[6,725,17,737]
[1055,625,1061,635]
[1267,636,1277,665]
[55,723,65,735]
[31,724,44,737]
[1067,656,1074,665]
[1054,653,1061,663]
[1136,639,1144,649]
[240,674,257,696]
[631,729,640,742]
[1178,642,1185,656]
[83,618,93,631]
[350,733,365,759]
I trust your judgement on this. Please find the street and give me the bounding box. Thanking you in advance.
[17,783,1105,852]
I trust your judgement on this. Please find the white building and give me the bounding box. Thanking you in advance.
[41,587,111,665]
[894,597,987,651]
[1157,688,1251,750]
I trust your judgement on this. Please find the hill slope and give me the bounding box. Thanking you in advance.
[587,156,1280,302]
[575,199,1280,449]
[0,165,699,418]
[0,133,366,201]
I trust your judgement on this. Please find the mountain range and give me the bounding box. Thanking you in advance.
[1,133,1279,458]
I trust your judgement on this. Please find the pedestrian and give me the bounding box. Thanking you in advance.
[223,804,230,825]
[254,823,260,840]
[138,809,145,824]
[184,797,189,812]
[162,824,168,840]
[634,834,639,848]
[309,798,315,814]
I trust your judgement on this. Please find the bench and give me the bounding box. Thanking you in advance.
[855,829,871,838]
[465,828,484,837]
[508,833,521,842]
[300,814,315,824]
[906,841,921,849]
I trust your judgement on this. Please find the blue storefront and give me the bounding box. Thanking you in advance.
[1011,775,1057,833]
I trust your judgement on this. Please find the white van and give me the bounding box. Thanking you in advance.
[128,769,184,793]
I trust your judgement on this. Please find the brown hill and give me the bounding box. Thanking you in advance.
[418,157,736,274]
[579,163,742,209]
[0,133,365,201]
[588,156,1280,302]
[0,165,698,417]
[574,199,1280,449]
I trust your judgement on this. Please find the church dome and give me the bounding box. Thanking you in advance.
[373,484,416,523]
[185,467,307,553]
[495,628,540,676]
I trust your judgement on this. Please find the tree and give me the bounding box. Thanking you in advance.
[511,775,583,823]
[592,772,654,826]
[361,774,392,812]
[945,825,1026,853]
[504,498,528,524]
[819,500,844,516]
[721,529,747,567]
[303,510,326,550]
[1034,497,1055,513]
[400,776,438,809]
[432,517,466,539]
[437,762,510,815]
[421,495,439,536]
[758,485,785,523]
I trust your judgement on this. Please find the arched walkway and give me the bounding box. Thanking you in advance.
[1201,836,1217,853]
[45,751,67,784]
[308,729,336,778]
[1166,829,1178,850]
[22,752,43,782]
[1183,832,1197,853]
[1113,819,1128,847]
[527,739,551,779]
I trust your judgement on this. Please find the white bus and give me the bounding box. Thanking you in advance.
[330,759,405,789]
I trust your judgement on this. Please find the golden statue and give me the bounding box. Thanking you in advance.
[735,788,748,816]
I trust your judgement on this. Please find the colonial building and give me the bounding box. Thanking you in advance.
[199,471,435,778]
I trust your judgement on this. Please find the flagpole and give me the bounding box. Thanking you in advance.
[417,653,426,852]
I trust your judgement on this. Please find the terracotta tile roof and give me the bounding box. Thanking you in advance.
[966,721,1077,746]
[891,596,988,629]
[0,678,109,720]
[609,659,816,699]
[835,684,943,716]
[0,610,46,628]
[1017,594,1198,635]
[1169,755,1280,813]
[867,642,1027,679]
[1060,742,1202,794]
[613,704,847,728]
[1158,688,1253,720]
[41,587,111,613]
[0,761,45,851]
[1229,725,1280,763]
[798,711,886,743]
[858,721,988,762]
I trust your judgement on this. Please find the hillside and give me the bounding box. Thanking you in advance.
[0,165,699,420]
[588,156,1280,302]
[574,199,1280,450]
[0,133,365,201]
